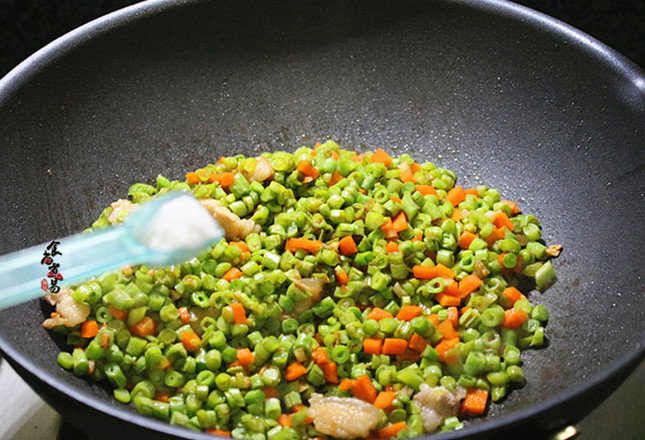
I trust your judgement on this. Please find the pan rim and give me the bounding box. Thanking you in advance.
[0,0,643,438]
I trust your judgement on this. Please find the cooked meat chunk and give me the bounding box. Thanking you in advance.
[308,393,382,439]
[199,199,260,240]
[286,272,327,316]
[546,244,563,257]
[243,156,274,182]
[42,289,90,329]
[413,384,466,433]
[106,199,137,224]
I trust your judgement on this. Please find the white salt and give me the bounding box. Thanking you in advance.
[139,195,223,251]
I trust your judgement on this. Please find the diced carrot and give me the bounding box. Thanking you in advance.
[458,274,483,298]
[377,422,407,439]
[182,331,202,352]
[277,414,292,427]
[351,374,377,403]
[384,229,399,240]
[436,337,460,364]
[285,361,308,381]
[464,188,479,196]
[414,185,438,197]
[397,350,421,362]
[81,320,99,338]
[458,231,478,249]
[379,217,393,231]
[329,171,343,187]
[297,160,319,179]
[185,171,200,184]
[400,168,415,183]
[484,226,506,247]
[390,196,402,204]
[447,306,459,328]
[391,211,408,232]
[312,347,330,365]
[493,211,515,231]
[373,391,397,409]
[321,362,339,384]
[363,337,383,355]
[408,334,428,353]
[461,388,489,415]
[442,279,459,297]
[411,233,423,242]
[412,265,438,279]
[385,241,400,253]
[285,237,323,253]
[222,267,243,282]
[236,348,255,366]
[229,241,249,253]
[159,358,171,370]
[371,148,393,167]
[154,391,171,403]
[178,306,190,324]
[382,338,408,355]
[450,209,463,222]
[108,306,128,321]
[435,264,456,279]
[263,386,278,399]
[446,186,466,207]
[500,199,521,215]
[335,269,349,285]
[502,286,526,305]
[396,305,423,321]
[331,150,340,160]
[339,378,354,391]
[311,142,322,157]
[100,332,110,348]
[501,309,528,329]
[436,292,461,307]
[229,302,248,325]
[411,163,421,173]
[207,429,232,437]
[339,236,359,256]
[366,307,394,321]
[426,314,440,326]
[208,172,236,187]
[129,316,157,338]
[438,319,460,340]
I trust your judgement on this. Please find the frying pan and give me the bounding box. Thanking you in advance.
[0,0,643,439]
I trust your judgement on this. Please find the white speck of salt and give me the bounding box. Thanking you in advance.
[139,196,222,251]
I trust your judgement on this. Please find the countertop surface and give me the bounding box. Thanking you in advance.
[0,1,643,439]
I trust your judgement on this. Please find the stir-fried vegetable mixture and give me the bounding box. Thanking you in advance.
[46,141,559,439]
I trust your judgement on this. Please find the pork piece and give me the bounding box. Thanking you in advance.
[42,289,90,329]
[413,384,466,433]
[199,199,260,240]
[243,156,274,182]
[546,244,563,257]
[106,199,137,224]
[287,272,327,316]
[308,393,382,439]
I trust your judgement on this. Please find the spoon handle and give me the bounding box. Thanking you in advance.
[0,227,145,309]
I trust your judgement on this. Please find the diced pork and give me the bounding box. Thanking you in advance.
[199,199,260,240]
[106,199,137,224]
[243,156,274,182]
[42,289,91,329]
[413,384,466,433]
[308,393,382,439]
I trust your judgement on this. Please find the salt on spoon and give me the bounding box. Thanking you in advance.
[0,192,224,310]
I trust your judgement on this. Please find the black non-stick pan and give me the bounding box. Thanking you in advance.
[0,0,643,439]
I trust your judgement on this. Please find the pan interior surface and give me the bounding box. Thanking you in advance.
[0,0,643,438]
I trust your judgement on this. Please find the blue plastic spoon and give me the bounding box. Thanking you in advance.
[0,192,224,309]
